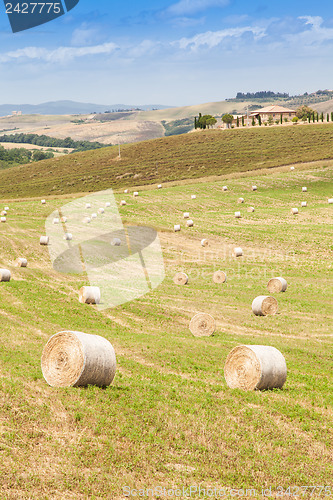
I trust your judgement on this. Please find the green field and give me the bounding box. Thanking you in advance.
[1,124,333,199]
[0,161,332,498]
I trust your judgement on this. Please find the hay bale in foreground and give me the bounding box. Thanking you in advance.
[290,166,295,171]
[213,271,227,284]
[41,200,46,205]
[223,186,228,191]
[124,189,129,194]
[16,258,28,268]
[301,202,307,207]
[186,220,194,227]
[41,331,117,388]
[235,211,241,218]
[234,247,243,257]
[120,200,127,206]
[191,195,196,200]
[174,224,181,232]
[183,212,190,219]
[173,272,188,285]
[85,203,91,209]
[111,238,121,246]
[79,286,101,305]
[133,192,139,197]
[201,239,209,247]
[0,269,11,282]
[1,217,6,223]
[247,207,255,213]
[64,233,73,241]
[40,236,49,245]
[238,198,244,203]
[91,213,97,219]
[291,208,298,215]
[105,202,111,207]
[252,296,278,316]
[224,345,287,391]
[61,216,67,223]
[53,218,59,224]
[158,184,162,189]
[98,208,105,214]
[83,217,91,223]
[252,186,257,191]
[189,313,216,337]
[328,198,333,204]
[4,206,9,211]
[267,277,287,293]
[302,187,307,192]
[1,211,7,216]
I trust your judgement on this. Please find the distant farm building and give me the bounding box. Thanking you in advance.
[250,105,296,122]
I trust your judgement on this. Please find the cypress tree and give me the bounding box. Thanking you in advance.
[258,115,262,126]
[242,116,245,127]
[237,116,239,127]
[280,114,283,124]
[331,112,333,122]
[321,112,324,122]
[327,114,330,122]
[194,117,197,129]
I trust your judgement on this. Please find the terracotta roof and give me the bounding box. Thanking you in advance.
[251,105,295,114]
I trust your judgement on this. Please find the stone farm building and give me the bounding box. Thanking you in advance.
[250,105,296,122]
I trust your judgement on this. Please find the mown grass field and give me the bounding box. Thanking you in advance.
[1,124,333,199]
[0,162,332,498]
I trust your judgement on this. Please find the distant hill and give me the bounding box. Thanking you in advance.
[0,101,172,117]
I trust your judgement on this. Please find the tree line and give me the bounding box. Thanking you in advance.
[0,133,111,153]
[0,145,54,170]
[236,91,289,100]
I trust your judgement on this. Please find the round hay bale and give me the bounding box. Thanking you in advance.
[234,247,243,257]
[301,201,307,207]
[85,203,91,209]
[158,184,162,189]
[1,217,6,223]
[53,218,59,224]
[201,239,209,247]
[1,211,7,216]
[247,207,255,213]
[291,208,298,215]
[0,269,11,282]
[224,345,287,390]
[191,195,196,200]
[16,258,28,268]
[133,192,139,197]
[223,186,228,191]
[40,236,49,245]
[302,187,307,192]
[98,208,105,214]
[79,286,101,305]
[252,186,257,191]
[124,189,129,194]
[290,166,295,171]
[41,199,46,205]
[111,238,121,246]
[174,224,181,232]
[183,212,190,219]
[173,272,188,285]
[328,198,333,204]
[235,211,241,219]
[91,213,97,219]
[4,206,9,211]
[61,216,67,223]
[252,296,278,316]
[189,313,216,337]
[238,198,244,203]
[64,233,73,241]
[105,202,111,207]
[41,331,117,388]
[186,219,194,227]
[120,200,127,206]
[267,277,287,293]
[83,217,91,223]
[213,270,227,284]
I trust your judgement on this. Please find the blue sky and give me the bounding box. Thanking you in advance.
[0,0,332,106]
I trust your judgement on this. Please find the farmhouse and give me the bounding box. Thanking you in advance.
[250,105,296,122]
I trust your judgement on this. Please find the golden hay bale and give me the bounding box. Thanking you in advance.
[235,211,241,219]
[174,224,181,232]
[302,187,307,192]
[191,195,196,200]
[120,200,127,206]
[79,286,101,305]
[133,192,139,197]
[41,331,117,388]
[201,239,209,247]
[223,186,228,191]
[183,212,190,219]
[189,313,216,337]
[238,198,245,203]
[328,198,333,204]
[186,220,194,227]
[85,203,91,209]
[41,199,46,205]
[224,345,287,390]
[252,186,257,191]
[1,217,6,223]
[234,247,243,257]
[111,238,121,246]
[291,208,298,215]
[252,296,278,316]
[247,207,255,213]
[301,201,307,207]
[0,269,11,282]
[64,233,73,241]
[173,272,188,285]
[105,202,111,207]
[40,236,49,245]
[15,258,28,268]
[267,277,287,293]
[53,218,59,224]
[212,270,227,284]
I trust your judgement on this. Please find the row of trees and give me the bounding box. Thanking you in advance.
[194,113,217,129]
[0,145,54,170]
[0,133,110,153]
[235,91,289,100]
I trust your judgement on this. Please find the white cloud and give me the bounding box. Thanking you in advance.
[0,42,118,63]
[165,0,229,16]
[174,26,266,51]
[285,16,333,46]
